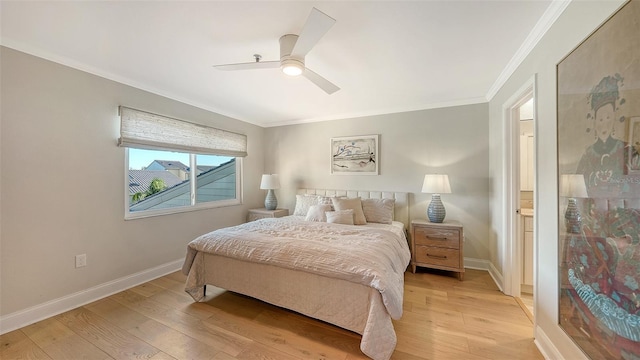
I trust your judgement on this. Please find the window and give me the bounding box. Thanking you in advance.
[119,107,246,219]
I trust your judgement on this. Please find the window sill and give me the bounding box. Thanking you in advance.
[125,198,242,220]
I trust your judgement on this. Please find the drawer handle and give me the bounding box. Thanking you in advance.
[427,253,447,260]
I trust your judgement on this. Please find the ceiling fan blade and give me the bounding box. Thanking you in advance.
[303,68,340,94]
[213,60,279,71]
[290,8,336,58]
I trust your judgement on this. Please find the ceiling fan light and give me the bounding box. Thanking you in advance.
[282,64,303,76]
[281,59,304,76]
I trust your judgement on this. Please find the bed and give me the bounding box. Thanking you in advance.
[182,189,411,360]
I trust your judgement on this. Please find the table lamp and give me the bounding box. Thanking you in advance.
[260,174,280,210]
[421,174,452,223]
[560,174,588,233]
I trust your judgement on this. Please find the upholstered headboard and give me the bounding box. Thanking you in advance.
[297,189,410,229]
[590,197,640,211]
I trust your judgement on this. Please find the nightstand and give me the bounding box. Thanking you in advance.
[247,208,289,222]
[410,219,464,280]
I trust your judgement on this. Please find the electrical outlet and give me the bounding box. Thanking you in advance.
[75,254,87,268]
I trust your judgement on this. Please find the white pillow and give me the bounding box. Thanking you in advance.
[293,195,319,216]
[362,198,395,224]
[317,196,336,209]
[331,197,366,225]
[326,209,355,225]
[305,204,332,222]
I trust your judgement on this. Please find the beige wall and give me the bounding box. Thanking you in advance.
[487,0,625,358]
[0,47,265,316]
[264,103,491,262]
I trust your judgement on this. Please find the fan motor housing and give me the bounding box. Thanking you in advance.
[279,34,298,58]
[279,34,305,69]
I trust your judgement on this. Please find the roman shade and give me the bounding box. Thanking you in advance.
[118,106,247,157]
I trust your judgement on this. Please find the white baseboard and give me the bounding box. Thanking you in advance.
[534,325,563,360]
[0,259,183,335]
[463,257,490,271]
[488,261,504,292]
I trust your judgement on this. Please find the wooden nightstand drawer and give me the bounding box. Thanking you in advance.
[414,246,460,268]
[247,208,289,222]
[410,219,464,280]
[248,213,267,222]
[414,227,460,249]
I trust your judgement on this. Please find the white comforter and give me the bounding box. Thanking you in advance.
[182,217,411,320]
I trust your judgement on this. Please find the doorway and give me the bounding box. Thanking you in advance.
[502,76,536,326]
[517,97,535,321]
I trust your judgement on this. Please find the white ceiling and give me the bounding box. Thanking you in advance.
[0,1,561,127]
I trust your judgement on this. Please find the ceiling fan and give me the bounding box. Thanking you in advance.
[213,8,340,95]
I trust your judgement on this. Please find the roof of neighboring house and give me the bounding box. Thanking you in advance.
[148,160,189,172]
[128,170,184,195]
[197,165,215,173]
[196,158,235,177]
[130,159,236,210]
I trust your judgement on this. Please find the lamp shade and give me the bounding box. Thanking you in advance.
[421,174,452,194]
[560,174,587,198]
[260,174,280,190]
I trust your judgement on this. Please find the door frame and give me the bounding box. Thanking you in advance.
[502,75,536,303]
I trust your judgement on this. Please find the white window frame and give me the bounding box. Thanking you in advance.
[124,148,243,220]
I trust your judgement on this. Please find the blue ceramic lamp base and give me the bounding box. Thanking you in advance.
[265,189,278,210]
[565,198,581,233]
[427,194,446,223]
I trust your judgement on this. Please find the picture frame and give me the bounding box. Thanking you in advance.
[556,1,640,359]
[330,134,379,175]
[628,116,640,173]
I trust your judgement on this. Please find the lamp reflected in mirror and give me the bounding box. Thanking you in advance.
[560,174,588,233]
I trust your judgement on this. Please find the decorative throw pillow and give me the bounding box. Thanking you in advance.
[305,204,332,222]
[317,196,336,209]
[362,198,395,224]
[325,209,355,225]
[293,195,319,216]
[331,197,367,225]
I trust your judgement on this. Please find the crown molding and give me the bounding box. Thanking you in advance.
[264,96,488,128]
[485,0,572,101]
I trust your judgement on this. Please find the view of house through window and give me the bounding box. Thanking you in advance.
[127,148,237,215]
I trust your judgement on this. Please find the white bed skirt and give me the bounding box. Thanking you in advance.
[185,252,397,359]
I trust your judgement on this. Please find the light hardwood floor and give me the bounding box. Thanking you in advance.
[516,293,534,323]
[1,269,542,360]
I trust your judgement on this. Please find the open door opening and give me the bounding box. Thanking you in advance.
[502,76,536,328]
[517,97,535,322]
